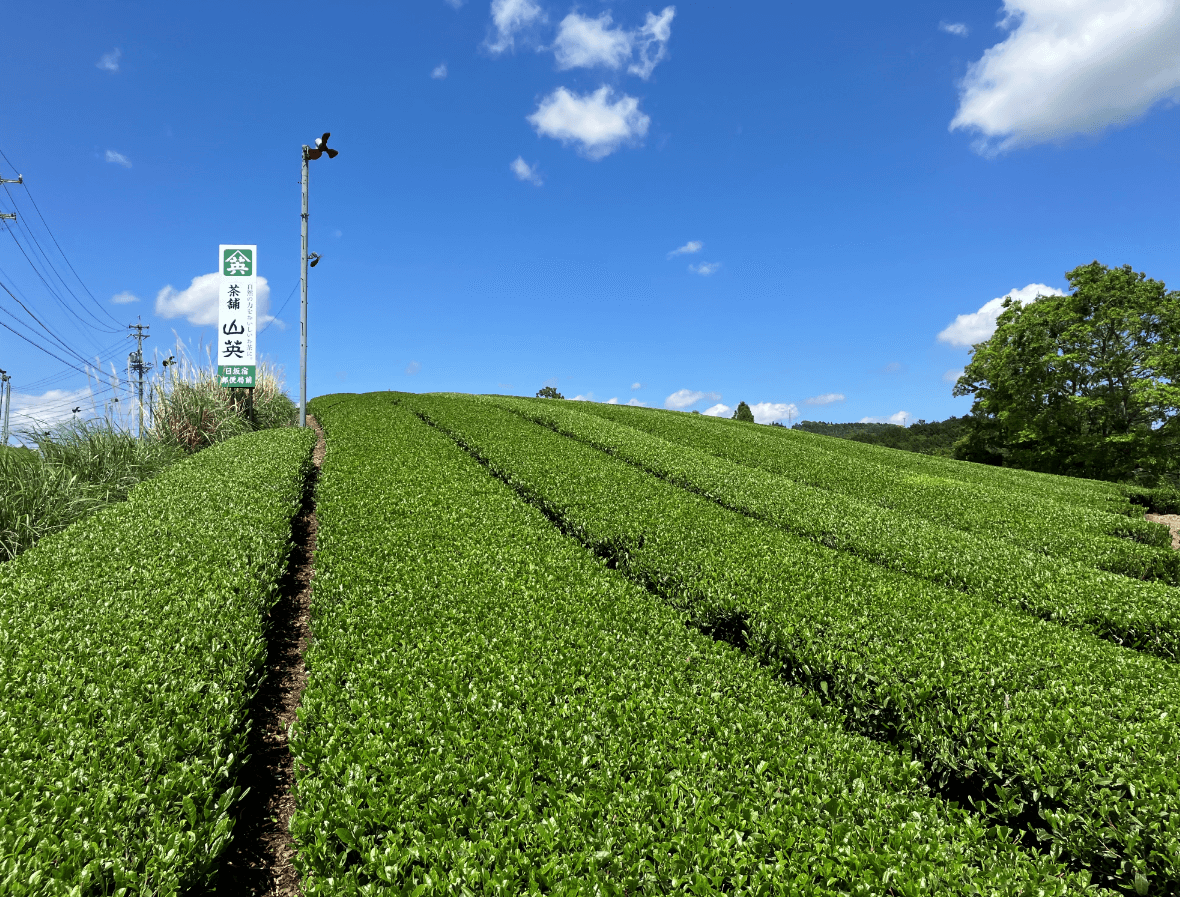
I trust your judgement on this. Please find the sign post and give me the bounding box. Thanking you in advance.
[218,244,258,389]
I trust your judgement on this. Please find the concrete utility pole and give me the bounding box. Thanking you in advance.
[0,173,18,224]
[0,369,11,445]
[300,132,338,428]
[128,320,150,439]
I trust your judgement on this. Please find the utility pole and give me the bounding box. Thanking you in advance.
[300,147,309,428]
[128,320,150,439]
[0,369,10,445]
[0,174,20,223]
[300,132,338,428]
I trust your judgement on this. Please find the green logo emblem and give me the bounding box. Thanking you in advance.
[223,249,253,277]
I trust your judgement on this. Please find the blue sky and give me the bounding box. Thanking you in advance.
[2,0,1179,431]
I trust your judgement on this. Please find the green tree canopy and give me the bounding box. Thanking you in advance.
[536,386,565,399]
[732,401,755,423]
[953,261,1180,482]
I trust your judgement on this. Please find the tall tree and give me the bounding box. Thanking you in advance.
[536,386,565,399]
[732,401,755,423]
[953,262,1180,481]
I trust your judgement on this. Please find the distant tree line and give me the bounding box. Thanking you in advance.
[792,418,971,457]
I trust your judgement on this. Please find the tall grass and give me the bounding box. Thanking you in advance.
[149,342,297,452]
[0,423,184,560]
[0,340,298,560]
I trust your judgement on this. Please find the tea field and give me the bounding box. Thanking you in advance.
[3,390,1178,895]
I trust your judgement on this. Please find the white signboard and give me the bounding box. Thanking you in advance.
[217,244,257,387]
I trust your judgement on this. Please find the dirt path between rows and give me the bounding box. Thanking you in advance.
[1147,513,1180,551]
[213,416,324,896]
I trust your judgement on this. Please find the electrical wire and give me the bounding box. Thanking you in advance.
[1,188,119,336]
[257,281,299,335]
[0,145,123,330]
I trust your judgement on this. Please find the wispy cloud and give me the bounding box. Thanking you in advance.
[880,361,905,374]
[943,368,965,384]
[950,0,1180,153]
[527,86,650,159]
[510,156,543,185]
[688,262,720,276]
[805,392,844,405]
[554,12,633,71]
[665,388,720,409]
[631,382,642,389]
[749,402,798,424]
[627,397,646,406]
[111,291,139,304]
[939,21,968,36]
[572,392,593,401]
[937,283,1066,348]
[444,0,464,8]
[630,7,676,78]
[550,7,675,79]
[10,386,94,431]
[406,361,421,375]
[96,48,121,72]
[155,272,273,327]
[667,240,702,258]
[486,0,545,54]
[105,150,132,168]
[606,397,619,404]
[860,411,911,426]
[431,62,448,79]
[702,403,731,417]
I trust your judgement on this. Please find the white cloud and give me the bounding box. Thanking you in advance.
[805,392,845,405]
[937,282,1066,348]
[444,0,464,8]
[665,388,719,409]
[860,411,911,426]
[631,382,642,389]
[749,401,798,424]
[406,361,421,375]
[627,397,646,406]
[950,0,1180,153]
[527,86,650,160]
[96,48,121,72]
[105,150,131,168]
[155,272,273,327]
[554,12,634,70]
[550,7,675,79]
[667,240,702,258]
[111,291,138,304]
[431,62,448,79]
[689,262,720,276]
[510,156,543,185]
[10,386,93,431]
[572,393,594,401]
[607,397,619,404]
[630,7,675,79]
[486,0,545,54]
[943,368,965,384]
[702,403,731,417]
[939,21,968,36]
[881,361,904,374]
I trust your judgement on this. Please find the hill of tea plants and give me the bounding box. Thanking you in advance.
[3,389,1179,895]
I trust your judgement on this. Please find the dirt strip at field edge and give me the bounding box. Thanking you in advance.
[1147,513,1180,551]
[213,416,324,897]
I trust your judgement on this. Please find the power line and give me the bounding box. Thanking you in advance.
[1,187,121,335]
[0,145,122,330]
[257,281,299,335]
[0,276,112,372]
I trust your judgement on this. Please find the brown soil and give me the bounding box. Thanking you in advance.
[212,416,325,896]
[1147,513,1180,551]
